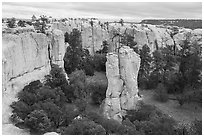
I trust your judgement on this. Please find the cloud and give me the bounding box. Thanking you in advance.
[2,2,202,21]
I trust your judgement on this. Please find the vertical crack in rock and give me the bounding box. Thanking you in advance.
[47,43,52,65]
[146,31,150,45]
[30,33,40,57]
[20,37,27,64]
[104,46,141,122]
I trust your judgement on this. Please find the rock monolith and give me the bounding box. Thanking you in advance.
[103,46,141,122]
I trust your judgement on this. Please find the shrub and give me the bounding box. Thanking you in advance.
[93,54,106,72]
[32,100,63,127]
[10,101,32,120]
[35,86,67,107]
[154,83,168,102]
[63,118,106,135]
[60,104,80,127]
[130,108,177,135]
[69,70,89,100]
[74,99,88,112]
[83,63,95,76]
[44,64,76,102]
[60,84,75,103]
[188,119,202,135]
[45,64,68,88]
[18,80,42,106]
[174,120,202,135]
[176,94,187,106]
[136,117,176,135]
[96,40,109,54]
[146,71,161,89]
[126,103,178,135]
[24,110,52,134]
[86,111,141,135]
[80,54,95,76]
[86,82,107,105]
[126,103,156,122]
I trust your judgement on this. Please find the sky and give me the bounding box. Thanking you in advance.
[2,2,202,22]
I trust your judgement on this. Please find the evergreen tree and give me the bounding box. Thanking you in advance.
[63,29,94,75]
[17,20,26,27]
[7,17,16,28]
[138,44,152,88]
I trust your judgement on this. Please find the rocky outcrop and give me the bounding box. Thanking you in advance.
[119,46,141,111]
[44,132,59,135]
[52,20,202,55]
[173,28,202,49]
[103,46,141,122]
[48,29,66,67]
[52,21,108,55]
[2,29,66,135]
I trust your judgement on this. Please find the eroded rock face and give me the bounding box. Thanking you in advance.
[52,20,201,55]
[103,53,123,121]
[104,46,141,122]
[119,46,141,111]
[49,29,66,68]
[2,29,66,135]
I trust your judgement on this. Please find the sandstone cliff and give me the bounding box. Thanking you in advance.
[103,46,141,122]
[2,29,66,135]
[52,20,201,55]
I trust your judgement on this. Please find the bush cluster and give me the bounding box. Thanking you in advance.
[154,83,169,102]
[126,103,178,135]
[86,82,107,105]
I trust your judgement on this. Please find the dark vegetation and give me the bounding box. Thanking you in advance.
[140,19,202,29]
[10,77,201,135]
[10,28,201,135]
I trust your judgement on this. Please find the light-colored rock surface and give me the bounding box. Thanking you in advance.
[119,46,141,111]
[103,53,123,121]
[2,29,66,135]
[44,132,59,135]
[49,29,66,68]
[52,20,201,55]
[2,32,50,93]
[104,46,141,122]
[2,124,29,135]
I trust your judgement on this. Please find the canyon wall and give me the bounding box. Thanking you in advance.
[2,29,66,135]
[103,46,141,122]
[52,21,202,55]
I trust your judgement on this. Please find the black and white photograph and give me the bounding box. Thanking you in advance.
[1,1,202,135]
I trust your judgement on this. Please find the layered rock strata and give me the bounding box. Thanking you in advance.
[103,46,141,122]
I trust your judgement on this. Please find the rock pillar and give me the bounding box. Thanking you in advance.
[103,46,141,122]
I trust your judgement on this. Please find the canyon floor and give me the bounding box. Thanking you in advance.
[87,72,202,125]
[140,90,202,124]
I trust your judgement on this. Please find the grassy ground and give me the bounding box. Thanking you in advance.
[140,89,202,125]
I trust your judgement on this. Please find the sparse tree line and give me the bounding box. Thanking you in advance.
[3,15,51,34]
